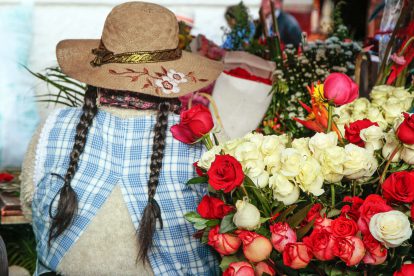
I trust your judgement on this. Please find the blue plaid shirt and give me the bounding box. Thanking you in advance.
[32,108,219,275]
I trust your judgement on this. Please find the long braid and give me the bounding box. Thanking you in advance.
[48,86,98,244]
[137,101,170,264]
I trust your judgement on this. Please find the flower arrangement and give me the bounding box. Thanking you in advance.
[173,72,414,275]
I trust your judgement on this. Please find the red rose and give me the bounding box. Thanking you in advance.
[333,236,366,266]
[341,196,364,221]
[305,203,322,223]
[223,262,255,276]
[171,104,214,144]
[207,155,244,193]
[197,195,233,219]
[323,72,359,106]
[382,171,414,203]
[396,113,414,145]
[238,230,272,263]
[411,204,414,221]
[357,195,392,234]
[303,228,335,261]
[270,222,297,253]
[331,216,358,237]
[282,242,313,269]
[208,225,241,255]
[0,173,14,182]
[314,217,333,232]
[255,261,275,276]
[363,233,387,265]
[345,119,378,147]
[394,264,414,276]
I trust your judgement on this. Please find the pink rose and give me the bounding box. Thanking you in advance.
[303,228,335,261]
[270,222,297,252]
[323,73,359,105]
[333,236,366,266]
[238,231,273,263]
[283,242,313,269]
[314,217,333,232]
[223,262,255,276]
[255,261,275,276]
[363,233,387,265]
[207,225,241,255]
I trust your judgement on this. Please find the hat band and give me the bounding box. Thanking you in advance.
[90,42,182,67]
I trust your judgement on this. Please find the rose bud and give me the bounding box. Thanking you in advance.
[396,113,414,145]
[197,195,233,220]
[171,104,214,144]
[357,194,392,234]
[207,225,241,255]
[345,119,379,147]
[233,200,261,230]
[331,216,359,237]
[207,155,245,193]
[255,261,275,276]
[303,228,335,261]
[238,231,272,263]
[314,216,333,232]
[323,72,359,106]
[282,242,313,269]
[382,171,414,203]
[394,264,414,276]
[333,236,366,266]
[270,222,297,252]
[223,262,255,276]
[363,233,387,265]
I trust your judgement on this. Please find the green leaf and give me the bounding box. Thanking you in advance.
[219,255,241,271]
[219,213,237,233]
[287,203,313,228]
[327,208,341,218]
[296,219,315,240]
[260,217,271,223]
[244,176,272,217]
[206,219,220,227]
[275,204,297,223]
[184,212,205,223]
[187,176,208,185]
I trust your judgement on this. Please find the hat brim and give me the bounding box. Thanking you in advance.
[56,39,223,98]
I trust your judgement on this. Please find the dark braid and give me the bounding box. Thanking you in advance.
[48,86,98,244]
[137,101,171,264]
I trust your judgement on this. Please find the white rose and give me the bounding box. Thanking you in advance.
[309,132,338,158]
[198,145,222,169]
[350,112,366,122]
[261,135,286,156]
[250,171,270,188]
[366,107,388,129]
[234,141,261,162]
[369,210,412,248]
[383,101,405,124]
[343,144,378,179]
[280,148,305,177]
[291,137,311,157]
[401,146,414,164]
[243,159,265,178]
[393,86,413,110]
[244,132,264,149]
[269,174,300,205]
[223,138,244,156]
[382,132,401,162]
[317,146,346,183]
[264,152,282,175]
[352,98,370,114]
[334,105,352,127]
[360,125,384,151]
[233,199,261,230]
[296,157,324,196]
[371,85,390,107]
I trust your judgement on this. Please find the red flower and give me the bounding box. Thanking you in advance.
[270,222,297,253]
[197,195,233,219]
[331,216,359,237]
[193,162,206,177]
[394,264,414,276]
[382,171,414,203]
[282,242,313,269]
[397,113,414,145]
[314,217,333,232]
[333,236,366,266]
[171,104,214,144]
[323,73,359,106]
[0,173,14,183]
[238,230,273,263]
[305,203,322,223]
[411,204,414,221]
[363,233,387,265]
[254,261,275,276]
[357,195,392,234]
[207,225,241,255]
[207,155,244,193]
[223,262,255,276]
[341,196,364,221]
[345,119,379,147]
[303,228,335,261]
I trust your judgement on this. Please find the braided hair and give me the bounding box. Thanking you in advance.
[49,86,98,244]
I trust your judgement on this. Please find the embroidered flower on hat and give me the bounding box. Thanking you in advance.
[167,69,188,84]
[155,76,180,94]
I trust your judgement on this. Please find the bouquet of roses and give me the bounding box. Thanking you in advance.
[171,73,414,275]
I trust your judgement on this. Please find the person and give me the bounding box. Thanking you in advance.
[20,2,223,275]
[261,0,303,48]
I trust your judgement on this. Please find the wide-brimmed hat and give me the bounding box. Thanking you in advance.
[56,1,223,98]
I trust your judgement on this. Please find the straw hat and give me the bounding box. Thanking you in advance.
[56,1,223,98]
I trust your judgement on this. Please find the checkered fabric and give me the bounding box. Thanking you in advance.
[32,108,219,275]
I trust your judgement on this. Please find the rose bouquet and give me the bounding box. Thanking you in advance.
[171,72,414,275]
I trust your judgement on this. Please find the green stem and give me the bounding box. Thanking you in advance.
[331,184,335,208]
[202,135,214,150]
[327,104,334,133]
[377,144,402,193]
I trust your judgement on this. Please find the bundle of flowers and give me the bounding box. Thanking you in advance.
[171,73,414,275]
